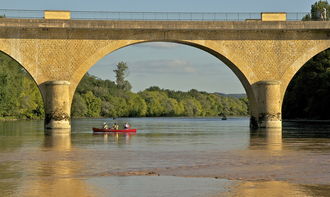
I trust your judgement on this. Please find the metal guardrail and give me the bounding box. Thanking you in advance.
[71,11,263,21]
[0,9,310,21]
[0,9,43,19]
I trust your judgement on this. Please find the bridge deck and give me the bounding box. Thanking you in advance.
[0,18,330,31]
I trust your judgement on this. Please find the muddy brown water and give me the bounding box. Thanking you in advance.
[0,118,329,196]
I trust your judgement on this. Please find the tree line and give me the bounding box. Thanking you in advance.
[0,56,249,120]
[283,1,330,120]
[283,47,330,120]
[71,62,249,118]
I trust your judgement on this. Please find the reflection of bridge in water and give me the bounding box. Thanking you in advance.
[19,135,97,197]
[1,126,328,196]
[1,10,330,134]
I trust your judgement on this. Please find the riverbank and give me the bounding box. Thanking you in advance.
[0,117,18,121]
[283,119,330,125]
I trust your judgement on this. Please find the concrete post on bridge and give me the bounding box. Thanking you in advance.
[44,81,71,134]
[255,80,282,128]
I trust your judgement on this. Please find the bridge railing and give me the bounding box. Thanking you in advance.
[0,9,311,21]
[0,9,44,19]
[71,11,264,21]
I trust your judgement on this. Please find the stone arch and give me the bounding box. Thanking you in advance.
[70,40,258,118]
[280,42,330,121]
[0,43,49,101]
[0,49,40,88]
[0,49,45,117]
[280,42,330,101]
[0,45,39,84]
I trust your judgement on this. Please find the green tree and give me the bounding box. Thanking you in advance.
[105,96,128,117]
[113,61,132,91]
[71,94,87,117]
[0,52,44,119]
[82,91,101,117]
[180,98,203,116]
[303,1,330,20]
[283,49,330,119]
[139,91,167,116]
[18,77,44,119]
[126,93,147,117]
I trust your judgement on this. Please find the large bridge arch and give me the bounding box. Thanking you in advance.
[70,40,258,120]
[281,42,330,120]
[280,41,330,101]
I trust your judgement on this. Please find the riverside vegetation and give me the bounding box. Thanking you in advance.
[283,0,330,120]
[0,56,248,120]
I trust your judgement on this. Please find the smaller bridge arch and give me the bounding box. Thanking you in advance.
[0,50,45,120]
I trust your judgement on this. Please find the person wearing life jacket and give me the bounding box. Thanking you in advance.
[112,123,119,130]
[124,122,130,129]
[103,122,109,129]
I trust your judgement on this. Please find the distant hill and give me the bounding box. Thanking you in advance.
[215,92,246,98]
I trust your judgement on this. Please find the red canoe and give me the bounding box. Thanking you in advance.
[92,128,137,133]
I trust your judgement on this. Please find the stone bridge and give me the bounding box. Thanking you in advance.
[0,11,329,133]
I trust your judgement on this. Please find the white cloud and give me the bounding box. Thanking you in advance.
[129,59,198,74]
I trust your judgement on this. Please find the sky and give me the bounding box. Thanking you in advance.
[1,0,316,93]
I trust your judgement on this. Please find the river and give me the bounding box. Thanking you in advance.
[0,117,330,196]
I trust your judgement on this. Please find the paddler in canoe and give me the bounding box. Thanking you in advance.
[102,122,109,129]
[93,121,136,133]
[111,123,119,130]
[124,122,131,129]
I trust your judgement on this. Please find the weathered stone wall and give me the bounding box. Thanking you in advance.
[0,18,329,129]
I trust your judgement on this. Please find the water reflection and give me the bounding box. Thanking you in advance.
[1,118,330,196]
[250,128,283,152]
[43,133,72,151]
[94,132,135,145]
[230,181,310,197]
[19,135,97,197]
[0,161,22,196]
[44,128,71,135]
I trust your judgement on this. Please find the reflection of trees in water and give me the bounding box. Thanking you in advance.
[250,125,330,152]
[0,120,44,151]
[0,121,43,196]
[282,121,330,139]
[0,162,22,196]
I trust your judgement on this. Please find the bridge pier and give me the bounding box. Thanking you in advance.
[44,81,71,133]
[255,80,282,128]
